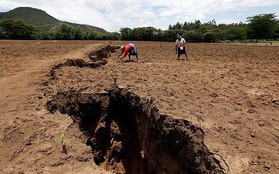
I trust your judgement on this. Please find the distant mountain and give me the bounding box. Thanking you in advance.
[0,7,108,34]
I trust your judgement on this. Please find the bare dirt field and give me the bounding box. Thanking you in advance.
[0,40,278,174]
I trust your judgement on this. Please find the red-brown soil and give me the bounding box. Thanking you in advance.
[0,40,278,174]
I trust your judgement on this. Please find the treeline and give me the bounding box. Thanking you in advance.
[1,13,278,42]
[0,20,120,40]
[120,13,279,42]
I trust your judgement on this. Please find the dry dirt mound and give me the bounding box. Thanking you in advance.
[88,45,120,61]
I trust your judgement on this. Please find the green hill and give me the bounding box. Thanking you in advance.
[0,7,108,34]
[0,12,4,18]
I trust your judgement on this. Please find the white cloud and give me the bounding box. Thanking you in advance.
[0,0,279,31]
[217,18,244,24]
[276,10,279,19]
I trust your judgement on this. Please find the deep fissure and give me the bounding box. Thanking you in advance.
[49,45,119,80]
[46,86,224,174]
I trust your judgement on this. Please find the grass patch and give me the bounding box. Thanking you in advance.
[259,40,279,44]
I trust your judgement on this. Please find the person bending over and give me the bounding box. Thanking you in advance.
[118,43,138,62]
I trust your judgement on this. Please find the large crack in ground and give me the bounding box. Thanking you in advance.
[49,45,119,80]
[46,87,224,174]
[44,45,225,174]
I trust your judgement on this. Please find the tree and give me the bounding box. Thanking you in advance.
[225,27,247,41]
[202,28,223,42]
[168,24,173,30]
[72,28,82,40]
[120,27,132,40]
[273,20,279,40]
[0,27,8,39]
[109,32,121,40]
[164,30,184,41]
[194,20,201,29]
[247,13,278,41]
[35,31,52,40]
[55,24,75,40]
[0,19,35,39]
[184,30,202,42]
[174,22,182,30]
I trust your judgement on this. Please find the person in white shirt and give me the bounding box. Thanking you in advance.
[175,34,189,61]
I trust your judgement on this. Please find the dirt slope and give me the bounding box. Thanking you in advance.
[0,40,278,174]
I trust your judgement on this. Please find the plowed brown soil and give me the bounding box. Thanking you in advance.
[0,40,278,174]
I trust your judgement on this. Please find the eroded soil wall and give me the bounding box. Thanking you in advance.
[46,86,224,174]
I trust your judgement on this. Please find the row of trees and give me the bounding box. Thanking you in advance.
[0,20,35,39]
[36,24,120,40]
[120,13,279,42]
[0,20,120,40]
[1,13,278,42]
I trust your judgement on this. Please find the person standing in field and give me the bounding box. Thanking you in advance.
[175,34,189,61]
[118,43,139,62]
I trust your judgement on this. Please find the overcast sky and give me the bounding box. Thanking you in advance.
[0,0,279,32]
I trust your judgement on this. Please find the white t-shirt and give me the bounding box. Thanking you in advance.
[175,38,186,47]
